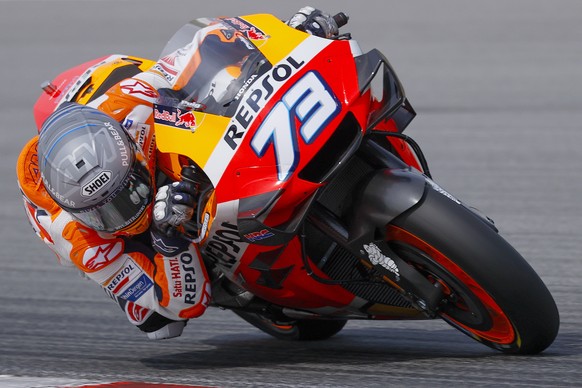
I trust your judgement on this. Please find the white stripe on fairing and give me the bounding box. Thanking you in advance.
[203,199,247,276]
[202,36,333,186]
[58,55,126,106]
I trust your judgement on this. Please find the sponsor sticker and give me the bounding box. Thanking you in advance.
[83,241,123,271]
[81,171,111,197]
[204,221,244,269]
[106,261,136,294]
[176,110,196,128]
[154,46,190,83]
[426,178,461,205]
[119,274,154,302]
[180,251,199,305]
[122,118,133,130]
[104,258,155,306]
[221,17,268,40]
[125,301,152,325]
[119,79,159,102]
[363,242,400,279]
[154,105,201,131]
[244,229,274,242]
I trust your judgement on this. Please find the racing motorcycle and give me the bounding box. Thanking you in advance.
[33,12,559,354]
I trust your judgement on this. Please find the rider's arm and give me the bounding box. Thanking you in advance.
[61,220,211,322]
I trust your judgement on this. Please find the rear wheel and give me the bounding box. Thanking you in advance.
[389,187,559,354]
[234,311,347,341]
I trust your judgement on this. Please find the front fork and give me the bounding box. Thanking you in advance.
[308,139,446,316]
[309,172,444,316]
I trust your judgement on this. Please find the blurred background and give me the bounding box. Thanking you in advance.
[1,1,581,386]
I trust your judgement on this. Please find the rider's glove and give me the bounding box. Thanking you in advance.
[152,181,198,237]
[287,6,340,39]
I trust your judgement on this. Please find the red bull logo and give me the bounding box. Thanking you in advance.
[154,108,176,122]
[154,105,201,131]
[245,27,267,40]
[176,109,197,128]
[222,17,268,40]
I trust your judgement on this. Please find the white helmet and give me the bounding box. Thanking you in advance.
[38,103,153,234]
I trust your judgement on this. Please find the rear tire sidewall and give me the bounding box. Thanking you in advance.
[234,311,347,341]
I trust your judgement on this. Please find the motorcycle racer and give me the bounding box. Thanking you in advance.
[16,7,343,340]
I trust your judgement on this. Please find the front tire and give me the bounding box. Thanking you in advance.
[389,185,559,354]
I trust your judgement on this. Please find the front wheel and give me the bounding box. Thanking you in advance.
[388,186,559,354]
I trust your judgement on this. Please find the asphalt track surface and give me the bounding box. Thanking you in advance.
[1,0,581,387]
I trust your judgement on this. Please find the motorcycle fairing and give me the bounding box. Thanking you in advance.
[152,15,379,311]
[30,13,424,315]
[157,26,360,207]
[33,55,155,131]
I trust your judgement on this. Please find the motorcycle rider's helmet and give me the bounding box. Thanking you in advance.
[37,103,153,235]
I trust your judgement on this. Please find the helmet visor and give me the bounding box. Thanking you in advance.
[71,158,152,233]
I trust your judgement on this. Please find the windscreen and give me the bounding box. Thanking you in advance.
[156,19,272,117]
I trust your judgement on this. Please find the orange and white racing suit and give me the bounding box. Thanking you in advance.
[15,23,247,339]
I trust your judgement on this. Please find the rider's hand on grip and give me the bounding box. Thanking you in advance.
[287,6,344,39]
[152,181,198,237]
